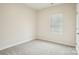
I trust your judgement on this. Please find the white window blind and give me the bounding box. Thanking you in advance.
[50,13,64,35]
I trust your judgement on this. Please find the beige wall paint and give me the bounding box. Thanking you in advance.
[0,4,36,50]
[37,4,76,46]
[0,3,76,50]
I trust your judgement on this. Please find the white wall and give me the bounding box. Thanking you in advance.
[37,4,76,46]
[0,3,76,50]
[0,4,36,50]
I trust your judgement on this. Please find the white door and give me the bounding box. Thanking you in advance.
[76,3,79,54]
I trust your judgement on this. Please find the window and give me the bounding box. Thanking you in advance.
[50,13,64,35]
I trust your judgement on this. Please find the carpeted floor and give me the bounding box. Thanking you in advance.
[0,39,77,55]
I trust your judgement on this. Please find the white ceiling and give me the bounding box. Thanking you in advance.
[25,3,63,10]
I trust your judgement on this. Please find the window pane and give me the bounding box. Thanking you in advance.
[51,13,64,35]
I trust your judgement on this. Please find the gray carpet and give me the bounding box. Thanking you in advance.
[0,39,77,55]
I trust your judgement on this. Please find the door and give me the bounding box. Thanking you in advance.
[76,3,79,54]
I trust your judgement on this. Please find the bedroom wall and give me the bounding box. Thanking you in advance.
[37,4,76,46]
[0,4,36,50]
[0,3,76,50]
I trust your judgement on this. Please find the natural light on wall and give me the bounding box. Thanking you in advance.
[50,13,64,35]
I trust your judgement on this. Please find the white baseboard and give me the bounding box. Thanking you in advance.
[0,36,75,51]
[0,38,34,51]
[36,36,75,47]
